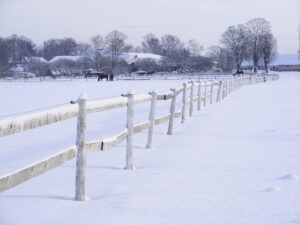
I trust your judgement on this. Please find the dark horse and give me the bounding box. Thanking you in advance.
[233,70,244,76]
[97,73,109,81]
[85,71,113,82]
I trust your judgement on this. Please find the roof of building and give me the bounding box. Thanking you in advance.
[24,57,47,63]
[120,52,162,63]
[48,56,84,63]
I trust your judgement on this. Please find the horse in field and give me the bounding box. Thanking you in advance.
[97,73,109,81]
[233,70,244,76]
[85,70,113,81]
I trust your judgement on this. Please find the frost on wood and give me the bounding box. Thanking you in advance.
[75,95,87,201]
[125,92,134,170]
[0,104,78,137]
[0,146,77,192]
[147,91,157,149]
[167,89,177,135]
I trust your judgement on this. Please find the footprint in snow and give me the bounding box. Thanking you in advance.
[262,186,282,192]
[276,173,299,181]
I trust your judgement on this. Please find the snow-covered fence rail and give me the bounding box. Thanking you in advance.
[0,74,279,198]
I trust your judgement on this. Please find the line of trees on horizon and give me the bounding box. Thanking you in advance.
[0,17,277,77]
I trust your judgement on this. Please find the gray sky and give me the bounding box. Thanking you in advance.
[0,0,299,54]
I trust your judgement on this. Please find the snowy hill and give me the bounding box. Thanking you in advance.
[270,54,300,66]
[242,54,300,67]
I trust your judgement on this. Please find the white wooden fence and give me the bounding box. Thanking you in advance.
[0,74,279,200]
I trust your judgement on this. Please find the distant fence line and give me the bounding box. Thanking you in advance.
[0,72,259,82]
[0,74,279,201]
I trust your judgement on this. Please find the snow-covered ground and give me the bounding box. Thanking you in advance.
[0,73,299,225]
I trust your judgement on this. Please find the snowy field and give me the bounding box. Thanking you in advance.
[0,72,299,225]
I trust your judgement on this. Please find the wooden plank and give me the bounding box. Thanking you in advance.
[133,121,150,134]
[157,91,173,101]
[0,104,78,137]
[154,114,171,125]
[0,145,77,193]
[174,110,181,118]
[102,129,128,150]
[86,140,102,153]
[87,97,127,113]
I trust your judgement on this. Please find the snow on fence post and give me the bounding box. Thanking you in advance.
[146,90,157,149]
[181,83,187,124]
[216,80,222,102]
[204,81,207,107]
[225,79,228,97]
[167,88,177,135]
[234,78,237,92]
[75,94,87,201]
[222,80,226,100]
[197,81,201,110]
[125,91,134,169]
[189,81,194,117]
[210,80,213,104]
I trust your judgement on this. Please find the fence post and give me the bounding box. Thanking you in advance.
[225,79,228,97]
[125,91,134,169]
[146,90,157,149]
[167,88,177,135]
[204,81,207,107]
[222,79,226,100]
[181,83,187,124]
[210,80,213,104]
[234,78,237,92]
[197,81,201,111]
[75,94,87,201]
[216,80,222,102]
[189,81,194,117]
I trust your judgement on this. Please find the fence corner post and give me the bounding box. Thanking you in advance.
[146,90,157,149]
[167,88,177,135]
[181,83,187,123]
[125,90,134,170]
[189,81,194,117]
[75,94,87,201]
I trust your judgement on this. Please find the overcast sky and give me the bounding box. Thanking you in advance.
[0,0,299,54]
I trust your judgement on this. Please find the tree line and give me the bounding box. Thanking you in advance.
[0,17,277,77]
[209,18,277,73]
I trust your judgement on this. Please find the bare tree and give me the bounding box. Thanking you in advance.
[221,25,248,72]
[41,38,78,60]
[187,39,204,57]
[246,18,271,73]
[5,34,36,64]
[161,34,185,57]
[105,30,127,73]
[206,45,234,71]
[261,33,277,73]
[90,35,105,71]
[0,37,10,77]
[141,33,161,54]
[76,42,93,56]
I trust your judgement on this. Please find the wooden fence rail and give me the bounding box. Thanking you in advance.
[0,74,279,198]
